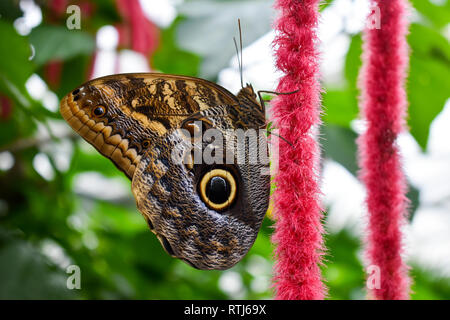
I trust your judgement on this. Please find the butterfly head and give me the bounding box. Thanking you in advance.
[233,84,267,130]
[236,84,258,107]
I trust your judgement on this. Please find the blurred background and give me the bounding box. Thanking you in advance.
[0,0,449,299]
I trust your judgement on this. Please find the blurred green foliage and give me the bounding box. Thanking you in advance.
[0,0,449,300]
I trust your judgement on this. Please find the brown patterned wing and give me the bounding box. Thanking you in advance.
[130,102,271,270]
[60,73,239,179]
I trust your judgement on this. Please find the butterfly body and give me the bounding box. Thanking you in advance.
[60,73,270,270]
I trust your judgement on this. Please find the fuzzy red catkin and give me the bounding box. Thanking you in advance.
[358,0,411,300]
[271,0,326,300]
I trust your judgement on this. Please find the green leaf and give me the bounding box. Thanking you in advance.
[0,228,76,299]
[407,184,420,222]
[323,34,362,127]
[410,0,450,29]
[152,18,201,77]
[320,0,335,11]
[0,20,33,90]
[176,0,274,79]
[322,230,365,300]
[89,201,145,235]
[87,0,121,30]
[69,141,126,178]
[321,124,359,175]
[0,105,38,148]
[55,55,92,99]
[0,20,41,125]
[344,34,363,91]
[322,89,359,127]
[0,0,22,21]
[410,265,450,300]
[338,24,450,151]
[407,23,450,150]
[29,25,95,66]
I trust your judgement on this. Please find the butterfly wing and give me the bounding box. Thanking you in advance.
[61,73,270,270]
[131,103,270,270]
[60,73,239,178]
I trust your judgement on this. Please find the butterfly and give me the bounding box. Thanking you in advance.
[57,19,297,269]
[60,70,277,269]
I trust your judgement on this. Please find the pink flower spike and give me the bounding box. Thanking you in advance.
[271,0,326,300]
[357,0,411,300]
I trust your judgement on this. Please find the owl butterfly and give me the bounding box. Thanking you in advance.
[58,18,290,269]
[60,71,275,270]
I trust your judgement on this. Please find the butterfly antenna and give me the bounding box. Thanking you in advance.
[233,19,244,89]
[238,19,244,89]
[233,36,243,89]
